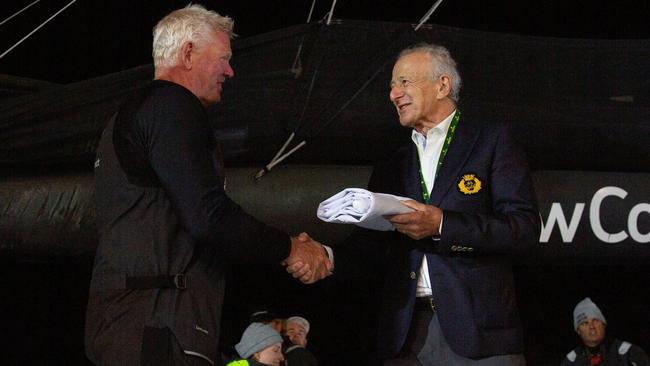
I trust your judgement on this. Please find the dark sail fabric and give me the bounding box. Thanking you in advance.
[1,20,649,171]
[1,20,649,259]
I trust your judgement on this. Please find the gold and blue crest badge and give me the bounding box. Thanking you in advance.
[458,173,482,195]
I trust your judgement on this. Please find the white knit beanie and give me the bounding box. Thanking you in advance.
[286,316,310,334]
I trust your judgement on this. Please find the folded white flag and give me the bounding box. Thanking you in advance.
[317,188,414,231]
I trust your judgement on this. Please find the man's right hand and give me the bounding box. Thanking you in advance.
[284,233,332,284]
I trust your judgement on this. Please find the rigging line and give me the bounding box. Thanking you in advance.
[268,132,296,169]
[257,26,415,177]
[0,0,41,27]
[292,58,321,135]
[306,0,317,23]
[265,65,322,171]
[265,140,307,171]
[309,26,417,138]
[290,44,303,75]
[254,63,321,179]
[310,1,445,136]
[0,0,77,60]
[258,1,437,176]
[311,60,387,138]
[326,0,337,25]
[257,21,330,179]
[254,138,307,180]
[291,0,318,75]
[415,0,445,31]
[256,62,384,174]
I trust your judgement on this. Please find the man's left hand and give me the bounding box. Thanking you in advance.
[387,200,442,240]
[284,233,333,284]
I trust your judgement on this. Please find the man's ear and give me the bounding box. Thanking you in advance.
[180,41,194,69]
[437,75,452,99]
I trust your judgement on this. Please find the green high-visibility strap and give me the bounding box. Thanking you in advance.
[416,110,460,204]
[226,360,250,366]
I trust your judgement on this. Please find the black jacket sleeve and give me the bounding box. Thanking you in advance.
[139,84,291,264]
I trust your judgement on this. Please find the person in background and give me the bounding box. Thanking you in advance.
[227,323,285,366]
[85,4,331,365]
[561,297,649,366]
[283,316,318,366]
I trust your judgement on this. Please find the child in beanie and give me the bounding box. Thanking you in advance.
[227,323,284,366]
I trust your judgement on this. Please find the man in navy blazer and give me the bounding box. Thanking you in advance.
[297,44,540,365]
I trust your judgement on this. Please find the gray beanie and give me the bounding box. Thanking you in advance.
[235,322,283,358]
[573,297,607,330]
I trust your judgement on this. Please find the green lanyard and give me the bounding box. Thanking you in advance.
[416,111,460,204]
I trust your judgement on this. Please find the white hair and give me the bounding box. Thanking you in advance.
[152,4,234,69]
[398,43,462,102]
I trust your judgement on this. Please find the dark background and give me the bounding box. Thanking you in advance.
[2,1,650,365]
[2,0,650,83]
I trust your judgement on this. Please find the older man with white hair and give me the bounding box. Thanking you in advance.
[85,5,331,365]
[289,43,540,365]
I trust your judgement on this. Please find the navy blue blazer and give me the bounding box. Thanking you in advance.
[336,115,540,360]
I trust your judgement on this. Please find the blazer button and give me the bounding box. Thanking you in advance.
[409,271,416,280]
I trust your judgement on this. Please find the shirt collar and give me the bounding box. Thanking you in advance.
[411,109,457,146]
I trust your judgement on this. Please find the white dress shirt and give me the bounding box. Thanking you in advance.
[411,110,456,297]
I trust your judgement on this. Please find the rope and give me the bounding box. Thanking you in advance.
[254,139,307,180]
[255,26,413,180]
[255,57,321,180]
[326,0,337,25]
[0,0,78,60]
[415,0,445,31]
[291,0,318,76]
[255,1,446,179]
[306,0,317,23]
[0,0,41,27]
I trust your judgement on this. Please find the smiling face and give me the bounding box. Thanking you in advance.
[285,321,308,347]
[389,52,453,134]
[186,30,234,106]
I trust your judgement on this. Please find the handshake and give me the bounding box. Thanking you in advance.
[283,233,333,284]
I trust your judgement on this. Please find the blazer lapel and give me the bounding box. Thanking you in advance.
[429,120,479,206]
